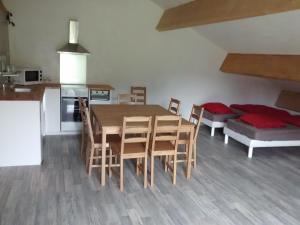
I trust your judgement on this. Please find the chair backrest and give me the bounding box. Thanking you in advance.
[168,98,181,115]
[84,107,95,145]
[118,94,137,105]
[189,105,204,141]
[79,97,87,124]
[151,115,181,153]
[121,116,152,155]
[131,86,147,105]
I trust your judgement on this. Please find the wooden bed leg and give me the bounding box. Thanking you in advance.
[224,135,229,144]
[211,127,215,137]
[248,147,253,159]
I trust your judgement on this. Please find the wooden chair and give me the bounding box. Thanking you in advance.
[118,94,137,105]
[177,105,204,168]
[84,107,120,175]
[149,115,181,187]
[168,98,181,115]
[110,116,152,192]
[131,86,147,105]
[78,97,88,158]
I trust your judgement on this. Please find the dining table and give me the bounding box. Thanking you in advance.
[90,104,195,186]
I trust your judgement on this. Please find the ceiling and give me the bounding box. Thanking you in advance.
[150,0,190,9]
[150,0,300,54]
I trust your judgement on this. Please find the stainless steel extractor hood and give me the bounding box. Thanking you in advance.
[58,20,90,55]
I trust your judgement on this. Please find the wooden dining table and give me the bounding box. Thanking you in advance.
[90,104,195,186]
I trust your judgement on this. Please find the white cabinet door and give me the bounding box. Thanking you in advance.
[44,88,61,135]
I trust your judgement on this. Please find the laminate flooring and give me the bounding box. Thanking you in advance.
[0,126,300,225]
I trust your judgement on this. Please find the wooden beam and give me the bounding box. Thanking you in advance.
[0,0,7,12]
[157,0,300,31]
[220,54,300,82]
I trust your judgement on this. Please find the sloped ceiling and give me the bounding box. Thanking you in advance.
[150,0,190,9]
[195,11,300,54]
[150,0,300,54]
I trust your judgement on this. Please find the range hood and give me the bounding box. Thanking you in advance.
[58,20,90,55]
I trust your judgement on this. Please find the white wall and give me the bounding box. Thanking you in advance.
[0,6,9,70]
[4,0,281,118]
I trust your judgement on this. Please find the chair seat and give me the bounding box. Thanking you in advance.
[94,134,121,148]
[152,141,175,152]
[111,142,146,156]
[94,134,121,143]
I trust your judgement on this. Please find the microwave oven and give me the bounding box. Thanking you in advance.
[15,69,43,85]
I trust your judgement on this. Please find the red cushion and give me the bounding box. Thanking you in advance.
[239,114,286,129]
[231,104,290,117]
[284,115,300,127]
[202,102,233,114]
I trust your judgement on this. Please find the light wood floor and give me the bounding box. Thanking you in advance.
[0,127,300,225]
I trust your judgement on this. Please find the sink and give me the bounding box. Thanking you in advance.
[14,88,32,93]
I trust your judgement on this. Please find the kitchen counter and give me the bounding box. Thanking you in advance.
[0,82,114,167]
[0,83,60,101]
[0,83,114,101]
[86,84,114,90]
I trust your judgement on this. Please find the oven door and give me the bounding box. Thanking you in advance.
[61,97,88,132]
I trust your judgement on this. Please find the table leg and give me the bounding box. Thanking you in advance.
[187,128,194,179]
[101,128,107,186]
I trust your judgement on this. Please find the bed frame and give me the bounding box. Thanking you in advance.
[202,118,226,136]
[224,127,300,158]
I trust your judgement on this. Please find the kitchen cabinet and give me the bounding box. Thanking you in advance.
[0,101,42,167]
[43,88,61,135]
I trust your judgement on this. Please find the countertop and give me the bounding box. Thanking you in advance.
[0,83,114,101]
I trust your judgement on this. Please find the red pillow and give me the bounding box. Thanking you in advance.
[231,104,290,117]
[202,102,233,114]
[239,114,286,129]
[284,115,300,127]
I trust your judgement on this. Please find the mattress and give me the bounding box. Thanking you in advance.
[230,108,245,115]
[227,119,300,141]
[203,110,237,122]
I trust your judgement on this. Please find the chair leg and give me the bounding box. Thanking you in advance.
[85,143,90,172]
[193,143,197,168]
[88,147,94,176]
[80,129,85,158]
[164,156,168,172]
[150,155,154,187]
[120,157,124,192]
[143,156,147,188]
[85,147,89,170]
[185,144,189,164]
[109,148,112,178]
[173,154,177,185]
[136,158,140,176]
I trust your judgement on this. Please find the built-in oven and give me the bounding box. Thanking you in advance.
[89,89,111,105]
[61,97,88,122]
[61,85,88,132]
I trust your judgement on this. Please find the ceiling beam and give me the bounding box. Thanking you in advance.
[220,54,300,82]
[0,0,7,12]
[157,0,300,31]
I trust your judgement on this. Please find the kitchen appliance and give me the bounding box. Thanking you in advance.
[58,20,89,85]
[15,68,43,85]
[57,20,90,55]
[89,89,112,105]
[61,85,88,132]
